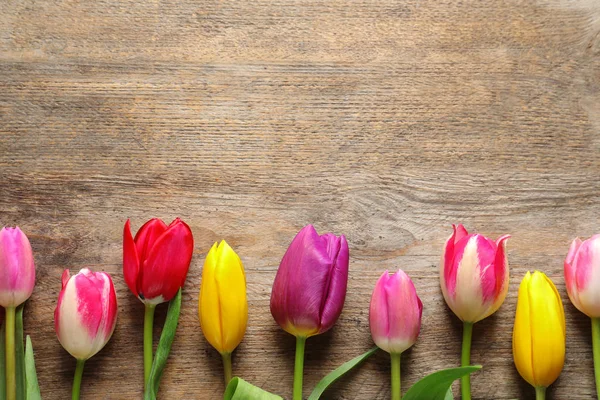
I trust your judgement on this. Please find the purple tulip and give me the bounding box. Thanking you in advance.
[270,225,349,338]
[0,227,35,308]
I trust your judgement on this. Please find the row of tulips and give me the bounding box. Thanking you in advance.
[1,221,600,399]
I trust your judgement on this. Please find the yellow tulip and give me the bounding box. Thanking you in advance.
[513,271,565,398]
[199,240,248,384]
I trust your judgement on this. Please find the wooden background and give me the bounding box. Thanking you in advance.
[1,0,600,398]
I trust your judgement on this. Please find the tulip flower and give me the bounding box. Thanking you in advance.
[564,235,600,397]
[513,271,565,400]
[439,224,509,400]
[270,225,349,400]
[55,268,118,400]
[123,218,194,386]
[369,270,422,400]
[199,240,248,385]
[0,227,36,400]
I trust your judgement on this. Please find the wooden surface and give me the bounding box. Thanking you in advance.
[1,0,600,398]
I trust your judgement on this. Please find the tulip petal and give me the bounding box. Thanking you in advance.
[513,271,534,386]
[319,234,349,334]
[369,272,391,350]
[214,240,248,353]
[528,272,565,387]
[442,224,469,298]
[574,235,600,292]
[451,235,488,322]
[478,235,510,321]
[134,218,168,263]
[564,238,583,310]
[565,237,582,268]
[123,220,140,297]
[492,235,510,300]
[74,270,103,338]
[385,270,422,353]
[200,242,223,351]
[140,218,194,303]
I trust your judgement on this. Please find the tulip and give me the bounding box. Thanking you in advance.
[0,227,36,400]
[270,225,349,400]
[439,224,509,400]
[199,240,248,385]
[369,270,422,400]
[55,268,118,400]
[123,217,194,386]
[564,235,600,397]
[513,271,565,399]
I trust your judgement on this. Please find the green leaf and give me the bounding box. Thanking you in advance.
[24,336,41,400]
[144,289,182,400]
[16,304,25,400]
[308,346,379,400]
[403,365,482,400]
[444,387,453,400]
[223,377,283,400]
[0,321,6,397]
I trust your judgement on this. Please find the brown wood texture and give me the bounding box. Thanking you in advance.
[1,0,600,398]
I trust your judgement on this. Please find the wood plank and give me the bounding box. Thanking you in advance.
[1,0,600,398]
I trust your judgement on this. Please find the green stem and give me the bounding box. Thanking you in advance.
[390,352,401,400]
[144,304,156,386]
[293,336,307,400]
[5,306,15,400]
[535,386,546,400]
[461,321,473,400]
[593,318,600,399]
[72,359,85,400]
[222,352,233,386]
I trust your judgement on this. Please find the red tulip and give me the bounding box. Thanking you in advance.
[123,218,194,305]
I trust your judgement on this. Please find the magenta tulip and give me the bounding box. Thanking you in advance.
[370,270,422,354]
[0,227,35,308]
[370,269,422,400]
[270,224,349,338]
[0,226,36,400]
[270,224,349,400]
[440,224,510,324]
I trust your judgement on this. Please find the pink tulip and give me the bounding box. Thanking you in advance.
[370,270,422,354]
[123,218,194,305]
[270,225,349,338]
[565,235,600,317]
[0,227,35,308]
[440,224,510,323]
[54,268,118,360]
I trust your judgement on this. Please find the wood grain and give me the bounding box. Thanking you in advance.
[1,0,600,398]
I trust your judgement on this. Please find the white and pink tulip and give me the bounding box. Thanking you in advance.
[440,224,510,323]
[54,268,118,361]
